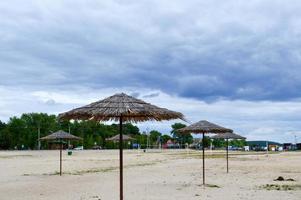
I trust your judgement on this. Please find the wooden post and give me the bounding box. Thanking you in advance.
[202,132,205,185]
[119,116,123,200]
[226,139,229,173]
[60,141,62,176]
[38,125,41,150]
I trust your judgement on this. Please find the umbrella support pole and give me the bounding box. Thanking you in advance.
[119,116,123,200]
[60,142,62,176]
[226,139,229,173]
[202,132,205,185]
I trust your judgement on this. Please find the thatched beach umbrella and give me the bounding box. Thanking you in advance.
[178,120,232,185]
[39,130,82,176]
[211,132,246,173]
[58,93,184,200]
[106,134,135,141]
[106,134,135,150]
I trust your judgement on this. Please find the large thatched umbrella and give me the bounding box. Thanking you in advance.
[211,132,246,173]
[58,93,184,200]
[178,120,232,185]
[39,130,82,176]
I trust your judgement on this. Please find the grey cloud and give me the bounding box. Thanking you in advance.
[142,92,160,98]
[0,0,301,102]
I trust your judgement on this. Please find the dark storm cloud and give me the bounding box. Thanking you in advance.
[1,0,301,101]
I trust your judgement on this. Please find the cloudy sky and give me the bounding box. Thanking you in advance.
[1,0,301,142]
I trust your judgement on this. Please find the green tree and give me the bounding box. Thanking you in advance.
[230,139,247,147]
[202,136,211,148]
[0,121,6,130]
[0,121,11,149]
[123,123,140,135]
[0,113,145,150]
[171,123,193,147]
[149,130,162,144]
[161,134,172,144]
[20,113,57,149]
[7,117,28,149]
[212,138,225,148]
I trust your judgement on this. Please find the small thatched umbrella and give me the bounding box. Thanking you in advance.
[59,93,184,200]
[106,134,135,141]
[39,130,82,176]
[211,132,246,173]
[178,120,232,185]
[106,134,135,149]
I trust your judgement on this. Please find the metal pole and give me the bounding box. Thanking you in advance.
[202,132,205,185]
[38,125,41,150]
[226,139,229,173]
[68,124,71,148]
[119,116,123,200]
[60,141,62,176]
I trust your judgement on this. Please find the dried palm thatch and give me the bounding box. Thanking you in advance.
[106,134,135,141]
[211,132,246,140]
[39,130,82,141]
[178,120,232,134]
[58,93,185,122]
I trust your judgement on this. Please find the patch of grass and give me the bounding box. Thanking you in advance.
[259,184,301,191]
[281,170,301,174]
[175,153,228,159]
[71,167,117,175]
[197,184,220,188]
[205,184,220,188]
[35,161,162,176]
[0,155,33,159]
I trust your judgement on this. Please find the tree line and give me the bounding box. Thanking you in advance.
[0,113,245,150]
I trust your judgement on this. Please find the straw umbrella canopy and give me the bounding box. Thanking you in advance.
[39,130,82,176]
[106,134,135,141]
[58,93,184,200]
[178,120,232,185]
[211,132,246,173]
[40,130,82,141]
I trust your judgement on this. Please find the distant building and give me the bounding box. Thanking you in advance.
[283,143,298,151]
[297,143,301,150]
[163,139,179,149]
[243,146,250,151]
[247,141,282,151]
[283,143,293,150]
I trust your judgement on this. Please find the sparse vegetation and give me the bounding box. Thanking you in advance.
[259,184,301,191]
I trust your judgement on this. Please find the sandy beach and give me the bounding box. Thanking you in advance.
[0,150,300,200]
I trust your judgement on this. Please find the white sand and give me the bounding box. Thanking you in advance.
[0,150,300,200]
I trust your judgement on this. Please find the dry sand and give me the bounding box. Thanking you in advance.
[0,149,300,200]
